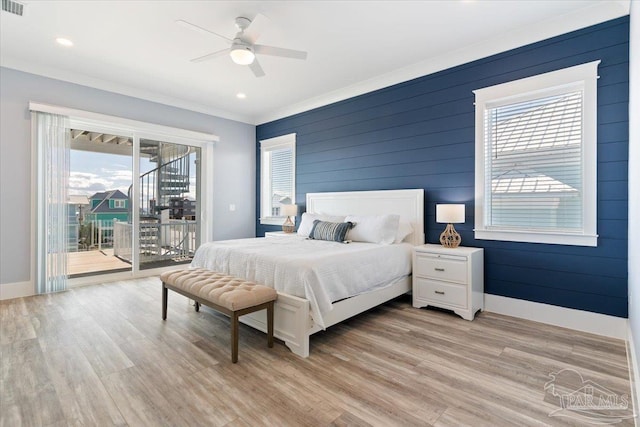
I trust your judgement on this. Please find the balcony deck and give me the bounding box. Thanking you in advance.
[68,248,191,276]
[68,249,130,276]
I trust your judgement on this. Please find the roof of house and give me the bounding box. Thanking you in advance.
[89,190,128,201]
[90,190,129,213]
[67,195,90,205]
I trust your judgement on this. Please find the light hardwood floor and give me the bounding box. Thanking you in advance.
[1,277,635,426]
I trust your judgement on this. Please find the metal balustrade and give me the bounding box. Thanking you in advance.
[114,220,197,264]
[69,219,116,252]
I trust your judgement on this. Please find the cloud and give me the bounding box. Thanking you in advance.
[68,171,131,196]
[101,168,133,181]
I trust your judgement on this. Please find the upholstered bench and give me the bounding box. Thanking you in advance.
[160,268,278,363]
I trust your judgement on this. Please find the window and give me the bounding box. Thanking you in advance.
[113,199,126,209]
[260,133,296,225]
[473,61,599,246]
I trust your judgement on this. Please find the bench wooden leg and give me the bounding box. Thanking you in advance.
[162,283,168,320]
[163,279,276,363]
[267,301,274,348]
[231,312,239,363]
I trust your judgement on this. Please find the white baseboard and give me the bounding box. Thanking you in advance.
[626,324,640,424]
[484,294,627,339]
[0,280,35,300]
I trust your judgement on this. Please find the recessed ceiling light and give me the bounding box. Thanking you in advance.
[56,38,73,47]
[236,93,247,99]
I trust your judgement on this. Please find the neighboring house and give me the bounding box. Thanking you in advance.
[68,194,90,221]
[271,194,291,217]
[169,197,196,220]
[66,195,89,252]
[67,204,79,252]
[85,190,129,222]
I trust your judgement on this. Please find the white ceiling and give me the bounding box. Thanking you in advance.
[0,1,630,125]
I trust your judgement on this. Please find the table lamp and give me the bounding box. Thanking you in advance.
[436,204,465,248]
[281,204,298,233]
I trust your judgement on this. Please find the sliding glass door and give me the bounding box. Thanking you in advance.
[137,138,201,270]
[32,102,216,292]
[66,131,203,278]
[68,129,133,277]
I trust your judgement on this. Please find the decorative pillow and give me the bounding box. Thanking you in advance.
[308,220,354,243]
[297,213,346,237]
[344,214,400,245]
[394,220,414,243]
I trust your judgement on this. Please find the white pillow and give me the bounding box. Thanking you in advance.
[344,214,400,245]
[394,220,414,243]
[297,212,346,237]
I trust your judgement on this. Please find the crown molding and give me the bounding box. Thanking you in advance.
[255,1,629,125]
[1,1,629,126]
[0,58,254,124]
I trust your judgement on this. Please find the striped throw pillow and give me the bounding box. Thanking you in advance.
[308,220,354,243]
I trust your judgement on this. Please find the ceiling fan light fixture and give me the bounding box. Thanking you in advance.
[230,46,255,65]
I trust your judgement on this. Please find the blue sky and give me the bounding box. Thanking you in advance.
[70,150,144,196]
[70,150,197,199]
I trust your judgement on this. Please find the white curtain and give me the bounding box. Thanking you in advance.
[35,112,70,294]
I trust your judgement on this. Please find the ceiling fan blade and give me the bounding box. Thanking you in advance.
[249,59,266,78]
[176,20,232,43]
[191,48,229,63]
[243,14,270,44]
[254,44,307,60]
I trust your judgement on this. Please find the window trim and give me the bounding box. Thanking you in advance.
[473,61,600,247]
[259,133,296,226]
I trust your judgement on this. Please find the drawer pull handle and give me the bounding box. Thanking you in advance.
[435,268,445,272]
[434,291,445,295]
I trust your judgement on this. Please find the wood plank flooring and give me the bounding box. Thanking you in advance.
[1,277,635,426]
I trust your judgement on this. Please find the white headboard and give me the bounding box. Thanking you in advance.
[306,189,425,245]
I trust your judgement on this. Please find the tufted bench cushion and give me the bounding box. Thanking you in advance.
[160,268,277,311]
[160,268,277,363]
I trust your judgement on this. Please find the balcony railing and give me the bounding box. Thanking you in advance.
[68,219,116,252]
[114,220,197,264]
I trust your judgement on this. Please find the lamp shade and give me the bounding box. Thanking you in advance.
[282,204,298,217]
[436,204,465,224]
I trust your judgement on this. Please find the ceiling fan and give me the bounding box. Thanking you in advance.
[176,15,308,77]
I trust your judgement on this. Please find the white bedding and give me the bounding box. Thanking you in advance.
[190,237,412,328]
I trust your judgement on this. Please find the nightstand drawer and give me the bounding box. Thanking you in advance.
[414,254,467,284]
[414,278,467,308]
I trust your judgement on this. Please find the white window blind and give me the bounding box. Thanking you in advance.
[474,61,599,246]
[268,147,294,216]
[260,133,296,225]
[486,91,583,231]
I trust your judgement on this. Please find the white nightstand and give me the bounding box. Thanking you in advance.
[265,231,300,238]
[412,244,484,320]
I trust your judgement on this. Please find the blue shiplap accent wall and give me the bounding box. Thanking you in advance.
[256,17,630,317]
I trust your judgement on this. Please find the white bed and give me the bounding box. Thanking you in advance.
[194,189,424,357]
[191,237,414,328]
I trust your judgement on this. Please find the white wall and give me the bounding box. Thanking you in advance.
[628,0,640,407]
[0,67,256,291]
